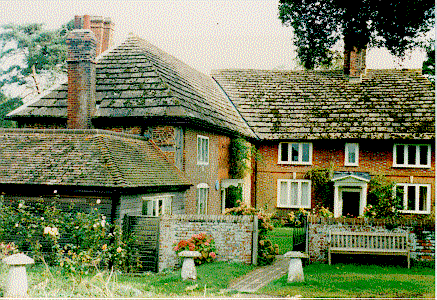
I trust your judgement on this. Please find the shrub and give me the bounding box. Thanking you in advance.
[173,232,217,265]
[366,175,402,219]
[0,196,129,275]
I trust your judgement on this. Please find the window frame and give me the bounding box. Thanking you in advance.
[142,195,172,217]
[197,183,209,214]
[197,135,209,165]
[393,144,431,168]
[344,143,359,167]
[396,183,431,214]
[277,179,312,209]
[278,142,313,165]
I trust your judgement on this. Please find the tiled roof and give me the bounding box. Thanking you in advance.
[212,69,435,140]
[0,129,191,188]
[8,35,255,138]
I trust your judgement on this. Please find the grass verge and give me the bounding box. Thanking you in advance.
[259,260,435,298]
[0,261,255,298]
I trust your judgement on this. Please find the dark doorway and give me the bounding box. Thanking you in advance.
[342,191,360,217]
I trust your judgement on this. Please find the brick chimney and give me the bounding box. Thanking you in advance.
[66,15,97,129]
[344,46,367,77]
[90,16,114,56]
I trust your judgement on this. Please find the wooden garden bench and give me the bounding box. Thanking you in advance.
[328,231,411,268]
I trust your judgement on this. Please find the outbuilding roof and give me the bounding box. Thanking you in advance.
[212,69,435,141]
[0,128,191,189]
[8,35,255,138]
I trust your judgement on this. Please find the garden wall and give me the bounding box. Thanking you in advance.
[307,216,435,263]
[158,214,256,272]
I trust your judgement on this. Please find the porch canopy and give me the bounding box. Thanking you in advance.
[332,172,371,218]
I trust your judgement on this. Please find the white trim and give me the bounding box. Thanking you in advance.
[277,179,311,209]
[278,142,313,165]
[344,143,359,167]
[396,183,431,214]
[333,178,368,218]
[196,183,209,189]
[393,144,431,168]
[197,184,209,214]
[197,135,209,165]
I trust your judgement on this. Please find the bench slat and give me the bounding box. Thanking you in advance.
[328,230,410,268]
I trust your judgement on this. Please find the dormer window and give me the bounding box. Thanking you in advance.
[345,143,359,166]
[278,142,312,165]
[393,144,431,168]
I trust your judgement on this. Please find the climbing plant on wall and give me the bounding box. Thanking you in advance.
[305,166,334,210]
[229,137,255,179]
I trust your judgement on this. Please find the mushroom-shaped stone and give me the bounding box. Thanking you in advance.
[3,253,35,265]
[283,251,309,283]
[178,250,201,258]
[283,251,309,259]
[178,251,201,281]
[2,253,35,298]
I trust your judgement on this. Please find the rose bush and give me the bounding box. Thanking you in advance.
[0,195,130,275]
[173,232,217,265]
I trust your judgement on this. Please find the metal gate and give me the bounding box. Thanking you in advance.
[124,215,160,272]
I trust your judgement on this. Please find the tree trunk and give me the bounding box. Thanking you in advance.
[31,65,41,94]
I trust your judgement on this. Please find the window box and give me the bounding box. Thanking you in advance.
[278,142,312,165]
[277,179,311,208]
[396,183,431,214]
[197,135,209,165]
[393,144,431,168]
[345,143,359,166]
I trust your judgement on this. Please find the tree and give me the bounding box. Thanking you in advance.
[0,91,22,128]
[279,0,435,70]
[0,20,73,96]
[422,39,435,84]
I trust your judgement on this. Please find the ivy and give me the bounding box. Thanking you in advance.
[305,166,334,210]
[229,137,254,179]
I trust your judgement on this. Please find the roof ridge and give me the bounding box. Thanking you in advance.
[0,128,150,141]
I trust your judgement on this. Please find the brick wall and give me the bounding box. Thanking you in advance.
[256,139,435,215]
[307,216,435,263]
[183,128,231,214]
[158,214,255,271]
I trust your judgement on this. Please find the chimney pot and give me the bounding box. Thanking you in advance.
[83,15,91,29]
[74,15,82,29]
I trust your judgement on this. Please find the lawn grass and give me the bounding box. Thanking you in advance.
[267,227,306,254]
[117,261,256,297]
[0,261,256,298]
[259,258,435,298]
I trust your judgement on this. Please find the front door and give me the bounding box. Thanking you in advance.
[342,191,360,217]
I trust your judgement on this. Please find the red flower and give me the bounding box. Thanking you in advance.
[188,242,195,251]
[178,240,187,248]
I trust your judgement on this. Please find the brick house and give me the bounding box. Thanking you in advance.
[212,47,435,218]
[7,15,256,216]
[7,15,435,219]
[0,128,191,221]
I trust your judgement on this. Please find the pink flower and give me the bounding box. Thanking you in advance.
[204,242,210,246]
[173,246,178,251]
[188,242,195,251]
[209,252,216,259]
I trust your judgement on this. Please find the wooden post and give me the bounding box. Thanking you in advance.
[252,216,258,265]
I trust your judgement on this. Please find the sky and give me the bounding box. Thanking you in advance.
[0,0,432,76]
